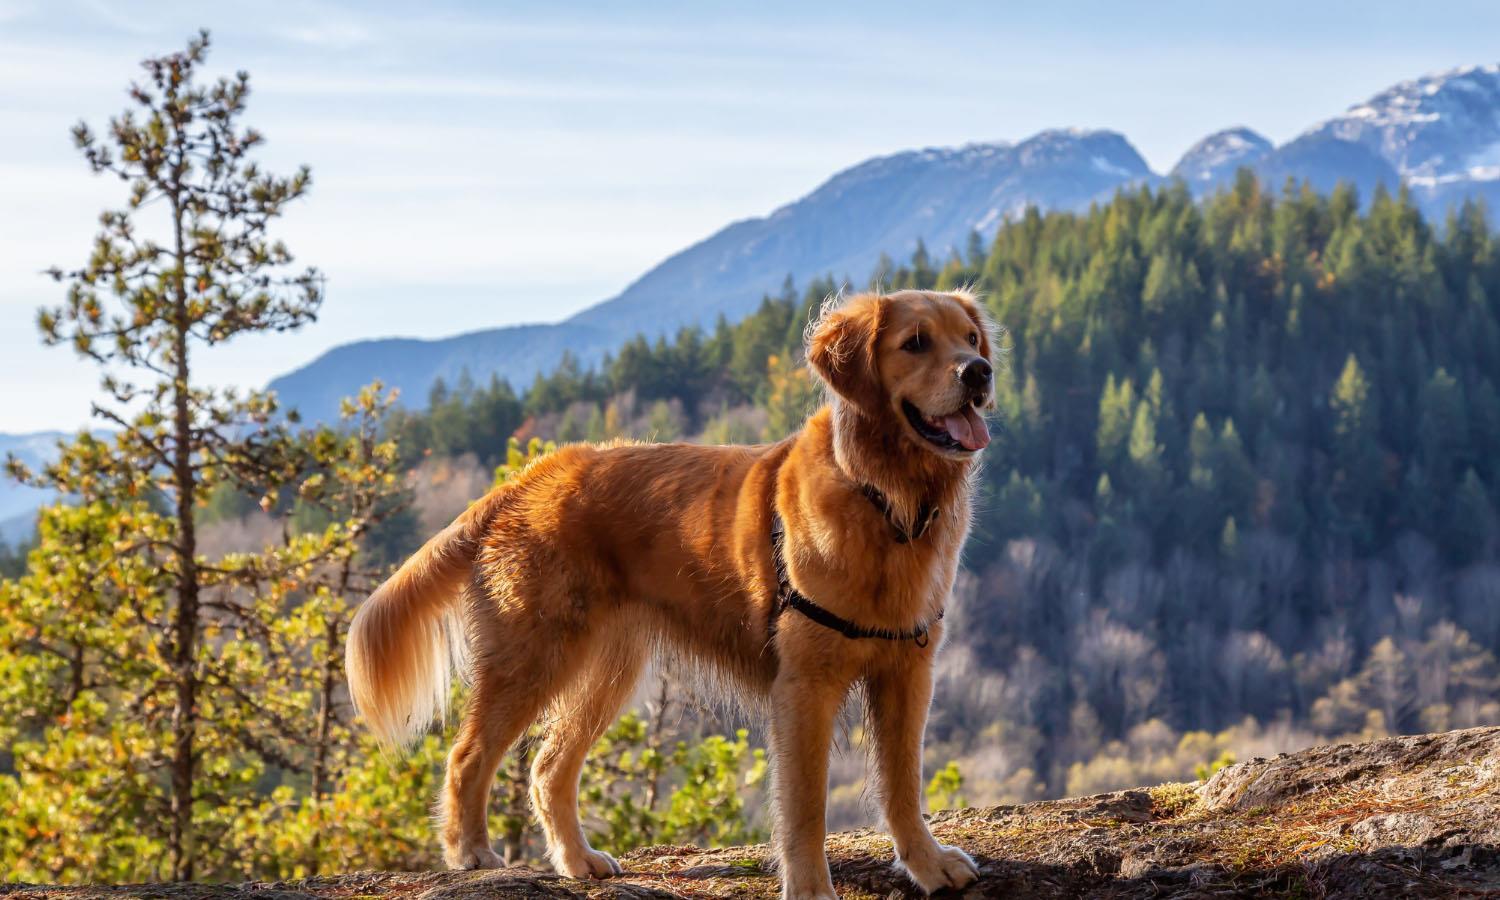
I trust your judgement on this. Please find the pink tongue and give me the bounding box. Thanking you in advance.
[941,406,991,451]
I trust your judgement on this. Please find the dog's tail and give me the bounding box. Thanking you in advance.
[345,489,505,748]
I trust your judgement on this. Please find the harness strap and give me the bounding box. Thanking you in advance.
[770,511,943,646]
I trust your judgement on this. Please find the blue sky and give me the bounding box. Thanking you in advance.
[4,0,1500,432]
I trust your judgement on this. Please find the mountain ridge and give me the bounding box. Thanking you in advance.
[268,63,1500,424]
[267,129,1154,421]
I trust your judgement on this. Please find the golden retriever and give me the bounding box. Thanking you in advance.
[346,288,996,899]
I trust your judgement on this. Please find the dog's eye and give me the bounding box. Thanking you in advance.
[967,332,979,347]
[901,333,928,353]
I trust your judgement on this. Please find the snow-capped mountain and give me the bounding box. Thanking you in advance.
[571,128,1151,334]
[1182,65,1500,215]
[259,64,1500,426]
[1171,128,1272,186]
[271,129,1153,421]
[1310,64,1500,184]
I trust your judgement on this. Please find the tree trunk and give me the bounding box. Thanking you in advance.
[312,557,353,801]
[307,558,353,873]
[167,181,200,883]
[498,739,534,865]
[643,673,672,813]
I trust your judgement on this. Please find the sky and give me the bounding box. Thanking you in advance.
[4,0,1500,433]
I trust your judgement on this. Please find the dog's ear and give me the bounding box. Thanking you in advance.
[807,295,885,412]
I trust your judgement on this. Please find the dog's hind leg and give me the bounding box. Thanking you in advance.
[439,598,571,870]
[530,632,645,878]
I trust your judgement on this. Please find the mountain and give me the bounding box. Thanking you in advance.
[186,62,1500,427]
[264,323,618,439]
[0,431,64,546]
[1169,127,1272,186]
[268,129,1153,421]
[1309,64,1500,184]
[1183,64,1500,214]
[571,129,1153,333]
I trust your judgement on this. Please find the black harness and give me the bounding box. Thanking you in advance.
[770,485,944,647]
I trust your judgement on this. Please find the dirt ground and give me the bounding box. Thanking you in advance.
[6,726,1499,898]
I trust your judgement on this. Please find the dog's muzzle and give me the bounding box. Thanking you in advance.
[960,357,993,406]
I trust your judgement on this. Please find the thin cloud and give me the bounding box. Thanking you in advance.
[272,18,374,49]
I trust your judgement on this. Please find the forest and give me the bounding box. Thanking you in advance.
[3,34,1499,885]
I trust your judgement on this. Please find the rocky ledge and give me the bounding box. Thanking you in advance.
[5,727,1499,898]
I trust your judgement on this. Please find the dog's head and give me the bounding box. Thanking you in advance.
[807,289,997,458]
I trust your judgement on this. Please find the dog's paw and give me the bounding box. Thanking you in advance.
[897,842,979,894]
[558,847,621,879]
[781,883,839,900]
[446,844,505,870]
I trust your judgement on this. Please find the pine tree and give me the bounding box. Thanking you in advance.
[966,229,986,267]
[1444,469,1493,565]
[1418,367,1470,488]
[764,353,817,441]
[1208,419,1252,518]
[3,32,323,880]
[1095,374,1134,473]
[1128,397,1164,491]
[1220,516,1239,559]
[1329,354,1380,547]
[1188,413,1216,492]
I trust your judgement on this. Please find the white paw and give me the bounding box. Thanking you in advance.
[897,843,979,895]
[447,844,505,870]
[782,883,838,900]
[558,847,621,879]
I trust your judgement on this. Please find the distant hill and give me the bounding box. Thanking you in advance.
[0,431,64,546]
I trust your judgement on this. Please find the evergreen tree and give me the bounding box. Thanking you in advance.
[1445,468,1493,565]
[1329,354,1380,547]
[1418,367,1469,488]
[1095,374,1134,473]
[2,33,325,879]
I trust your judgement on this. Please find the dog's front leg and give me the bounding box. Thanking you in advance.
[866,664,979,895]
[769,665,845,900]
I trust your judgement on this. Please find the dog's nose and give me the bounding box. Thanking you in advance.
[961,358,993,391]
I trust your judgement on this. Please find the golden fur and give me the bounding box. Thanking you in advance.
[346,289,997,899]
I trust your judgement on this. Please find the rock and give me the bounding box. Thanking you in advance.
[1198,726,1500,813]
[5,727,1500,899]
[1352,812,1436,847]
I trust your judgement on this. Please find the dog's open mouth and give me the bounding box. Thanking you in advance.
[902,400,991,452]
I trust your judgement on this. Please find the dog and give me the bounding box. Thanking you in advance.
[346,288,996,899]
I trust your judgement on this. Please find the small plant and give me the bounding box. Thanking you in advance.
[1195,750,1236,782]
[926,761,968,812]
